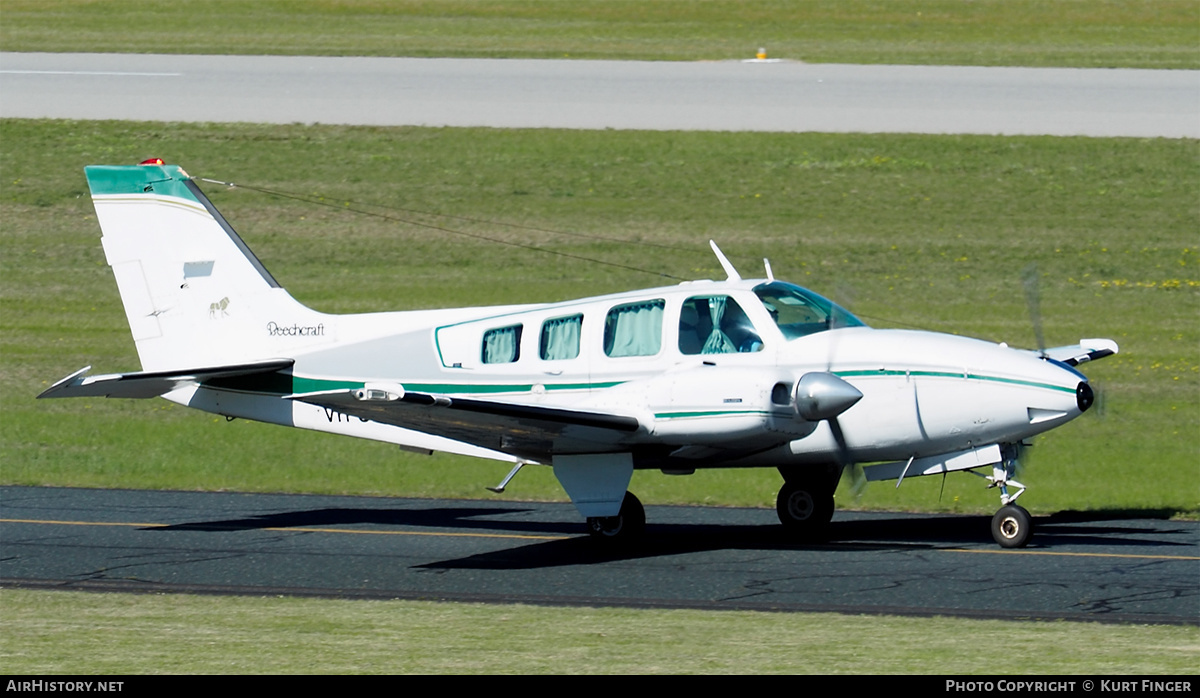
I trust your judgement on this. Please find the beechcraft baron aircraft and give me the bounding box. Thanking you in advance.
[40,162,1119,548]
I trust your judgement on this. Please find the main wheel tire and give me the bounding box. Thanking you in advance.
[587,491,646,541]
[991,504,1033,548]
[776,481,834,540]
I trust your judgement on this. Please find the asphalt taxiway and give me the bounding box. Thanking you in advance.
[2,487,1196,624]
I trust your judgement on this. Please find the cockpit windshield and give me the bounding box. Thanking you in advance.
[753,281,866,340]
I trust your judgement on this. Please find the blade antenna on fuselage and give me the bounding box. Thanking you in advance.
[709,240,741,281]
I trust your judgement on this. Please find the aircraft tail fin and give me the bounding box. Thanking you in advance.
[86,164,332,372]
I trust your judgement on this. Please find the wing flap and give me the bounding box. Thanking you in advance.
[38,359,295,400]
[287,386,641,460]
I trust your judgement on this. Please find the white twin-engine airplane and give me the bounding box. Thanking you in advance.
[41,162,1119,548]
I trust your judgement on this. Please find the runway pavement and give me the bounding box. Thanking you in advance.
[2,487,1196,624]
[2,52,1197,137]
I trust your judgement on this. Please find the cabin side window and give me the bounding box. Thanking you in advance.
[678,296,763,355]
[540,314,583,360]
[481,324,523,364]
[604,300,664,358]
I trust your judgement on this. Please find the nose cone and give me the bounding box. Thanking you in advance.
[1076,380,1094,412]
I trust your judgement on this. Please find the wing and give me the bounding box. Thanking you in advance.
[287,385,642,462]
[38,359,295,400]
[1043,338,1119,366]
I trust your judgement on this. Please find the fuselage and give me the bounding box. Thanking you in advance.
[176,277,1091,470]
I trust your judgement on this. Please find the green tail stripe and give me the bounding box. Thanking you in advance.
[85,165,197,201]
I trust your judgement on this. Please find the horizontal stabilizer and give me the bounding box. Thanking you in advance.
[1043,338,1119,366]
[38,359,294,400]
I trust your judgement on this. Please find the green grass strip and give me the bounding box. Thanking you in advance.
[3,589,1197,674]
[2,0,1197,68]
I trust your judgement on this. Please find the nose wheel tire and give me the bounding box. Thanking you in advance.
[776,481,835,540]
[991,504,1033,548]
[587,492,645,542]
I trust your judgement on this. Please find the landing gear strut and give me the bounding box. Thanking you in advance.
[986,445,1033,548]
[776,476,835,540]
[586,491,645,542]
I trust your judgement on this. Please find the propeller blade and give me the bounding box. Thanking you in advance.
[828,416,866,498]
[1092,381,1107,417]
[795,372,866,498]
[1022,263,1046,356]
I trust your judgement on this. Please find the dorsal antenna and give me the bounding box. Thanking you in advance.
[709,240,741,281]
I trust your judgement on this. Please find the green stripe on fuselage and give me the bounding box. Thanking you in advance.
[654,409,778,419]
[203,368,1070,401]
[833,369,1074,393]
[205,374,626,397]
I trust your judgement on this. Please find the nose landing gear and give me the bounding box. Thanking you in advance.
[985,447,1033,548]
[992,503,1033,548]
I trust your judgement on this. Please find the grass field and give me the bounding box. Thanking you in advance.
[3,589,1197,674]
[2,119,1197,517]
[2,0,1198,68]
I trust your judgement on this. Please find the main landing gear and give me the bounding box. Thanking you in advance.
[775,468,837,541]
[586,491,645,542]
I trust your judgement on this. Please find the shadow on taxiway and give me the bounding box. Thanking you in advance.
[147,503,1192,570]
[422,511,1194,571]
[149,504,569,536]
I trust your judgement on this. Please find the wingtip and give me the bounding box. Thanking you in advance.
[37,366,92,399]
[1081,338,1119,355]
